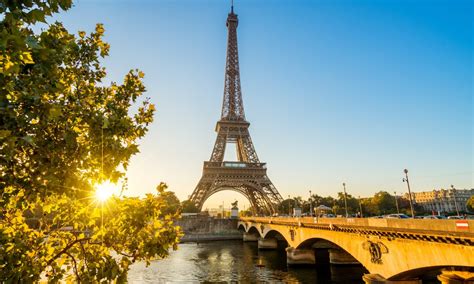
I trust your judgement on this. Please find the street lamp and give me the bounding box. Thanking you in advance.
[358,196,363,218]
[309,190,313,217]
[288,195,291,217]
[402,169,415,218]
[394,191,400,214]
[342,182,349,218]
[451,185,460,216]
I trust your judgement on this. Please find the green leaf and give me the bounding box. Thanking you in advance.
[0,130,11,139]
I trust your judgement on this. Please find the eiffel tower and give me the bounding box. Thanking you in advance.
[189,4,283,215]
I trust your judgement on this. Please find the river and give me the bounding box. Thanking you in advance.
[128,240,366,283]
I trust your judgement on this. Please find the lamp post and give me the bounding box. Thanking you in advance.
[288,195,291,217]
[394,191,400,214]
[309,190,313,217]
[402,169,415,218]
[342,182,349,218]
[451,185,460,216]
[358,196,363,218]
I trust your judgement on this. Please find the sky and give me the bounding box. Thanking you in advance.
[54,0,472,209]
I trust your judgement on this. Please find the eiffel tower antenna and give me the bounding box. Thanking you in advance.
[231,0,234,13]
[189,5,283,215]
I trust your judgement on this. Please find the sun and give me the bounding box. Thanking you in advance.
[94,180,119,202]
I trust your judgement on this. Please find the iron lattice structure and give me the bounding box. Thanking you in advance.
[189,7,283,215]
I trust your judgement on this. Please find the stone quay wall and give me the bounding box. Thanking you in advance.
[175,217,242,242]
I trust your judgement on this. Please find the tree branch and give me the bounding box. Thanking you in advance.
[46,237,90,267]
[65,252,81,282]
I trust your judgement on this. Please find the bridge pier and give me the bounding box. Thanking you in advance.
[437,269,474,284]
[328,248,359,265]
[362,274,421,284]
[286,247,316,265]
[258,238,278,249]
[243,232,259,242]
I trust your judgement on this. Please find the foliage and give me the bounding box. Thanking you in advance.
[158,185,180,215]
[1,0,154,199]
[0,0,181,281]
[278,199,293,214]
[290,190,431,217]
[371,191,396,214]
[467,196,474,212]
[181,200,200,213]
[0,185,182,282]
[239,210,252,217]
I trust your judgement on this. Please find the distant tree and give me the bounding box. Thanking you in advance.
[335,192,359,215]
[293,196,304,208]
[278,199,293,214]
[467,196,474,212]
[181,200,200,213]
[413,203,427,215]
[361,197,378,216]
[159,188,180,215]
[320,196,336,208]
[372,191,396,215]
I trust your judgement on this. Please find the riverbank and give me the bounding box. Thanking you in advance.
[180,233,243,243]
[175,216,243,242]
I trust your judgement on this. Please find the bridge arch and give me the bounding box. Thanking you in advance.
[247,225,262,237]
[263,229,288,243]
[297,237,346,249]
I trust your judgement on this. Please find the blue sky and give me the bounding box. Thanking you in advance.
[55,0,472,208]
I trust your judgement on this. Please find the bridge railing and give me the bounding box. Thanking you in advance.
[240,217,474,235]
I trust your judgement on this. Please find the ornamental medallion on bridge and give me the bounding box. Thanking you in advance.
[189,5,283,215]
[362,241,389,264]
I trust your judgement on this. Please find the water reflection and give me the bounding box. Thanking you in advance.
[128,241,366,283]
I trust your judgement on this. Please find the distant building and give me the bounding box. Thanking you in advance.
[404,188,474,213]
[205,206,230,218]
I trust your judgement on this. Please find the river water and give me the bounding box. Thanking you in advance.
[128,240,366,283]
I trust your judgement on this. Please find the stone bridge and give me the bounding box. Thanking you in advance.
[238,217,474,283]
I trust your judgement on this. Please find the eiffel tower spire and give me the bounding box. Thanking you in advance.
[189,5,283,215]
[221,3,244,121]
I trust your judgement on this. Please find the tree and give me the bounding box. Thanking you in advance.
[278,199,293,215]
[361,197,378,216]
[372,191,396,215]
[239,210,252,217]
[159,187,180,215]
[467,196,474,212]
[181,200,200,213]
[0,1,181,281]
[335,192,359,215]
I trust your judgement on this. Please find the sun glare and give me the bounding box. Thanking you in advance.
[95,180,119,202]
